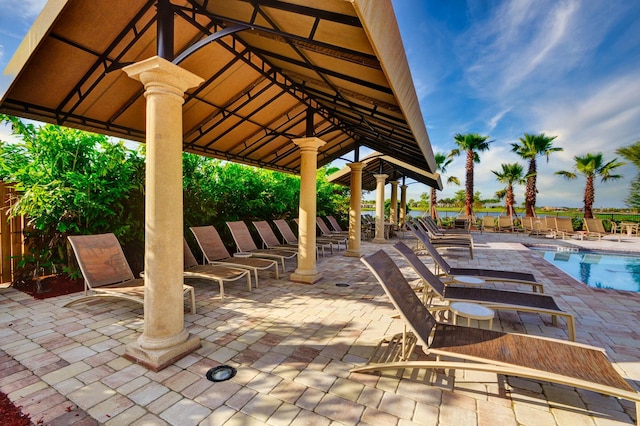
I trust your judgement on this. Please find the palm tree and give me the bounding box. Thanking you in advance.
[555,153,625,218]
[430,152,460,219]
[449,133,491,216]
[491,163,528,217]
[616,141,640,208]
[511,133,562,217]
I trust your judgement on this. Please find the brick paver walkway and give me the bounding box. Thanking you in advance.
[1,231,639,425]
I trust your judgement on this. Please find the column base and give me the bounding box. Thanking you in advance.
[345,249,361,257]
[124,334,201,372]
[290,270,323,284]
[372,238,387,244]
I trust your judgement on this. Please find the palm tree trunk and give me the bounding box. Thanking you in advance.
[525,159,537,217]
[430,187,437,219]
[506,185,514,217]
[584,175,595,219]
[465,149,474,216]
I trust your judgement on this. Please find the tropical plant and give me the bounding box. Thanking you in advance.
[616,141,640,209]
[449,133,491,216]
[555,153,625,218]
[510,133,562,217]
[430,152,460,219]
[491,163,529,217]
[0,114,145,279]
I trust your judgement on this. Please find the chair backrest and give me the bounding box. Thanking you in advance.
[315,217,332,235]
[361,249,437,348]
[326,215,344,232]
[252,221,282,248]
[521,217,533,231]
[190,226,233,261]
[555,217,574,232]
[497,216,512,230]
[405,222,452,275]
[183,238,199,269]
[67,233,135,289]
[273,219,298,244]
[584,218,605,233]
[483,216,497,227]
[392,241,447,297]
[227,221,259,252]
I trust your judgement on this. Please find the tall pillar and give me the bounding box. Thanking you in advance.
[372,174,388,243]
[290,137,325,284]
[346,162,363,257]
[389,180,399,226]
[400,184,408,226]
[123,56,203,371]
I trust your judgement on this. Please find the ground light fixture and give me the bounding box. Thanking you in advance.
[206,365,237,382]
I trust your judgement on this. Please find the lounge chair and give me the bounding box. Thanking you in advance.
[392,241,576,341]
[421,217,471,236]
[554,217,583,240]
[272,219,334,255]
[253,220,324,258]
[357,249,640,423]
[412,235,544,293]
[497,216,514,232]
[408,221,474,259]
[480,216,496,233]
[227,221,297,272]
[64,233,196,314]
[183,239,251,301]
[325,215,349,236]
[584,218,621,242]
[313,217,347,249]
[190,226,279,286]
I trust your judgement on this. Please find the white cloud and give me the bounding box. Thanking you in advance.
[0,0,47,20]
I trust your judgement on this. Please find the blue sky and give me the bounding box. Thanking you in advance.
[1,0,640,208]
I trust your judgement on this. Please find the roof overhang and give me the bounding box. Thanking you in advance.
[1,0,437,175]
[327,152,443,191]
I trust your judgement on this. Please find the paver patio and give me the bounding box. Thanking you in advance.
[1,231,639,425]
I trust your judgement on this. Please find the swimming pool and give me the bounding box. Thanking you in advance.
[530,246,640,292]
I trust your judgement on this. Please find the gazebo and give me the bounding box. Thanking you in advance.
[1,0,439,370]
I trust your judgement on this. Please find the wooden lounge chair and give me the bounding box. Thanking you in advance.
[183,239,251,301]
[272,219,334,255]
[407,221,474,259]
[357,249,640,424]
[480,216,496,233]
[554,217,583,240]
[190,226,279,286]
[584,218,621,242]
[227,221,297,272]
[392,241,576,341]
[411,236,544,293]
[64,233,196,314]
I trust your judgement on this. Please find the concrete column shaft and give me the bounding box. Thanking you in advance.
[389,181,399,225]
[373,174,388,242]
[400,185,408,226]
[346,162,363,257]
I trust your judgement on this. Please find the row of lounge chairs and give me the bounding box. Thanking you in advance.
[357,249,640,421]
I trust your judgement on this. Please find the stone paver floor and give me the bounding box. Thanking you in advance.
[1,231,639,425]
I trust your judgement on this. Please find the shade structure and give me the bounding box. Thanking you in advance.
[327,152,443,190]
[1,0,437,175]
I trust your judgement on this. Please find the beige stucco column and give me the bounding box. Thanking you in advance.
[399,184,408,226]
[345,162,363,257]
[372,174,388,243]
[389,180,399,225]
[290,137,325,284]
[123,56,203,371]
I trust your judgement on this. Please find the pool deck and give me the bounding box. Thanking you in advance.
[1,230,639,425]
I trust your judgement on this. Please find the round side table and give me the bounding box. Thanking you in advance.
[449,302,495,329]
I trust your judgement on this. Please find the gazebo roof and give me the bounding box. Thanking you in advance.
[1,0,437,177]
[327,152,442,191]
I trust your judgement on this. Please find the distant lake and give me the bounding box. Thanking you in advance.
[362,210,506,218]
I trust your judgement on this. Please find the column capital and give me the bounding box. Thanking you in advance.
[389,180,399,186]
[347,162,364,172]
[124,56,204,94]
[400,184,408,190]
[373,173,388,182]
[293,137,326,152]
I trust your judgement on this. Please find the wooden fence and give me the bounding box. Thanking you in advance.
[0,182,27,284]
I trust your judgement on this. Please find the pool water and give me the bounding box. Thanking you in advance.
[531,246,640,292]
